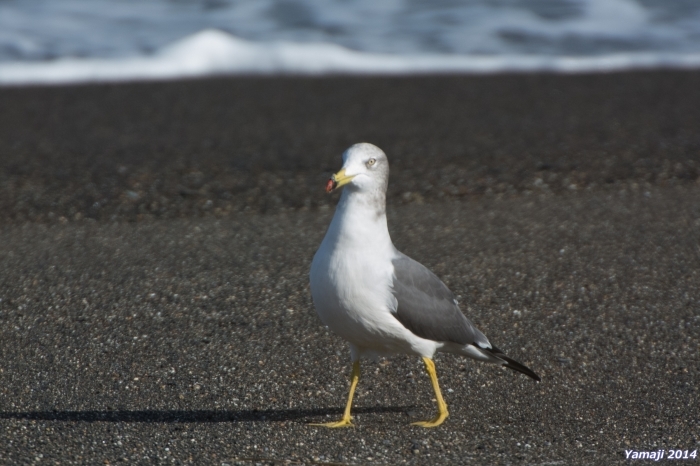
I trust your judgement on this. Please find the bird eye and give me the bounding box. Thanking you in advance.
[367,158,376,167]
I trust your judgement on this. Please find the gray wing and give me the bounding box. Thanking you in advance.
[390,252,490,347]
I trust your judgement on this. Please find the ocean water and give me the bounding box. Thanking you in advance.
[1,0,700,85]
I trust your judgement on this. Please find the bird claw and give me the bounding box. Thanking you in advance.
[310,419,354,428]
[411,413,448,428]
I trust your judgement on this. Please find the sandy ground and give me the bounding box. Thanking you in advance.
[0,72,699,464]
[1,187,698,464]
[1,72,699,223]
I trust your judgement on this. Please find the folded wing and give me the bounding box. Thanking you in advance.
[390,252,490,348]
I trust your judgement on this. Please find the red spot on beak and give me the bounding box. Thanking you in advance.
[325,178,337,193]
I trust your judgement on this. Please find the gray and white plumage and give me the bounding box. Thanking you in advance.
[391,252,490,348]
[309,143,538,427]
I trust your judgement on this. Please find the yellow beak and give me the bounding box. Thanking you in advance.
[326,168,355,193]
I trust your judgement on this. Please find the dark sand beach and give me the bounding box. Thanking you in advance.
[0,72,698,464]
[1,72,699,223]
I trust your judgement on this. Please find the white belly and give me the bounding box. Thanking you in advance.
[310,238,427,355]
[309,193,439,358]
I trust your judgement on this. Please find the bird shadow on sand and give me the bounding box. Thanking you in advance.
[0,406,413,424]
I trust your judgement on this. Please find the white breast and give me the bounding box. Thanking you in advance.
[310,193,430,355]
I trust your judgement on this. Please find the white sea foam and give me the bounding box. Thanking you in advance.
[2,29,700,86]
[2,0,700,85]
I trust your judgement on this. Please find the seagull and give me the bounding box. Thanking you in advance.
[309,143,539,428]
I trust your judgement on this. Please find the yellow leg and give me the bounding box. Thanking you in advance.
[412,357,449,428]
[310,361,360,428]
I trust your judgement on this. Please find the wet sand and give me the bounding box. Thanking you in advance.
[0,71,698,222]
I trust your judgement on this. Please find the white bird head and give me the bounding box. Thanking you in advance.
[326,143,389,195]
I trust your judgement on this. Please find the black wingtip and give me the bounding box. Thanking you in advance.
[486,345,541,382]
[499,355,541,382]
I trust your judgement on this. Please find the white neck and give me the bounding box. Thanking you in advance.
[324,188,394,254]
